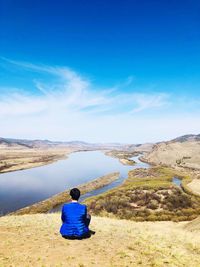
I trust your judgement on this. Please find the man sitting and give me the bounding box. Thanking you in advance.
[60,188,93,239]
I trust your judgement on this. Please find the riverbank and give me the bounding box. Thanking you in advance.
[10,172,119,215]
[0,147,78,173]
[0,214,199,267]
[105,150,137,165]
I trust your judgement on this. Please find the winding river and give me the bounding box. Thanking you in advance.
[0,151,149,214]
[0,151,180,215]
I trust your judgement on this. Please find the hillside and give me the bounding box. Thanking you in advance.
[144,137,200,170]
[0,214,200,267]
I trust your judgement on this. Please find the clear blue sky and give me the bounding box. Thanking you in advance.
[0,0,200,143]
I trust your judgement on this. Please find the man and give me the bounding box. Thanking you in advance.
[60,188,94,239]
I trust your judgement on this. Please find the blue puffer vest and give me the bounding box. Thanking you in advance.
[60,202,89,237]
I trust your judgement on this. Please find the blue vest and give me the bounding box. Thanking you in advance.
[60,202,89,237]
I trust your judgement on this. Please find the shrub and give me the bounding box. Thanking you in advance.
[151,192,161,201]
[147,199,159,210]
[146,214,157,221]
[156,214,172,221]
[137,199,146,206]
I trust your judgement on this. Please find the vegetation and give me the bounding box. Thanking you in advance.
[84,166,200,221]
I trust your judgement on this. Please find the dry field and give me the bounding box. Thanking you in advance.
[0,146,77,173]
[0,214,200,267]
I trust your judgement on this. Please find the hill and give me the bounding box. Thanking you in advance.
[143,134,200,170]
[171,134,200,143]
[0,214,200,267]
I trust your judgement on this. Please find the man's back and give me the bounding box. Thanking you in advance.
[60,202,89,237]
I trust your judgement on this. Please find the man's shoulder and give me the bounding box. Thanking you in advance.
[62,202,72,209]
[63,202,87,208]
[79,203,87,209]
[76,203,87,209]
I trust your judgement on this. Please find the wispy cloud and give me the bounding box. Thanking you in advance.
[0,59,199,143]
[0,59,170,116]
[130,93,170,113]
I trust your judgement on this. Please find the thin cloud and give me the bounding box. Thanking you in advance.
[131,93,170,113]
[1,59,198,143]
[0,59,170,116]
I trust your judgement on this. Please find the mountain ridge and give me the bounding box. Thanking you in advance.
[0,136,152,151]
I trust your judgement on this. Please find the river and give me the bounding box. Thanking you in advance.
[0,150,181,215]
[0,151,149,215]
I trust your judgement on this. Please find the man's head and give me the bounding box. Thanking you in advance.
[70,188,81,201]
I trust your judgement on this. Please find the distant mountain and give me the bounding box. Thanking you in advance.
[0,137,96,149]
[125,143,154,152]
[0,137,137,150]
[0,137,155,152]
[170,134,200,143]
[0,137,61,148]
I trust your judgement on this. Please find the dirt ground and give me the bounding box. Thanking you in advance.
[0,214,200,267]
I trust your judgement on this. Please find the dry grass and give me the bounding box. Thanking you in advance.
[0,214,200,267]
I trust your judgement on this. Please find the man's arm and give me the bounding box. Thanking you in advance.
[61,206,65,222]
[83,205,88,222]
[83,205,91,228]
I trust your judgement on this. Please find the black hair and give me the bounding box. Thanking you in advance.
[70,188,81,200]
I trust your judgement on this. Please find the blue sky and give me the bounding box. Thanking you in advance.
[0,0,200,143]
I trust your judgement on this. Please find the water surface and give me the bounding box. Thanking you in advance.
[172,177,182,187]
[0,151,149,214]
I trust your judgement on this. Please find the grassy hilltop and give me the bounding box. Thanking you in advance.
[0,214,200,267]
